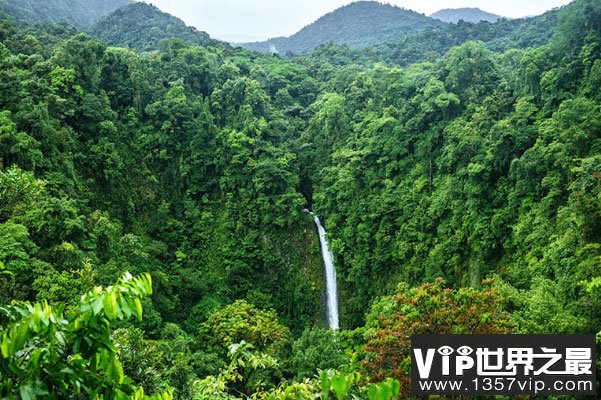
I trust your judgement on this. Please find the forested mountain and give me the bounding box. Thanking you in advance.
[430,8,502,23]
[0,0,130,28]
[88,2,220,52]
[238,1,443,54]
[1,0,600,399]
[313,7,559,67]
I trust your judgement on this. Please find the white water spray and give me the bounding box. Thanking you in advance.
[306,209,339,329]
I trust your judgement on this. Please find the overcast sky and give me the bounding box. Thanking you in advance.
[144,0,574,43]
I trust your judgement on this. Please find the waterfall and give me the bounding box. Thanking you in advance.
[306,209,339,330]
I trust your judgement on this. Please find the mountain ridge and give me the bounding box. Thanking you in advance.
[88,2,221,52]
[237,1,444,55]
[430,7,503,23]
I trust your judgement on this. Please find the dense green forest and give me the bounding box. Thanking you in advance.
[1,0,600,398]
[0,0,130,28]
[308,9,559,67]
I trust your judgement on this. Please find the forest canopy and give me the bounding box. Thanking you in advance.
[0,0,600,398]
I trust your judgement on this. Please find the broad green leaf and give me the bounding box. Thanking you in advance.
[103,291,118,320]
[330,375,349,400]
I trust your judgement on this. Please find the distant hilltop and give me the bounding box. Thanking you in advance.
[236,1,443,55]
[87,2,220,52]
[430,7,503,24]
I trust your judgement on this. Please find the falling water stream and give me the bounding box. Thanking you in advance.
[306,210,339,330]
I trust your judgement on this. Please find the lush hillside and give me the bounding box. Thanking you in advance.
[238,1,443,55]
[431,7,502,23]
[1,0,600,398]
[88,2,220,52]
[0,0,130,28]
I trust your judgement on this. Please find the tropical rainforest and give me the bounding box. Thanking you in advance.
[0,0,600,399]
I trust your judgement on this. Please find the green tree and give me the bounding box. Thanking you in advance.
[198,300,291,358]
[0,272,172,399]
[290,328,347,380]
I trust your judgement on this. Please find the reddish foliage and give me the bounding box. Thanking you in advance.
[362,278,512,396]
